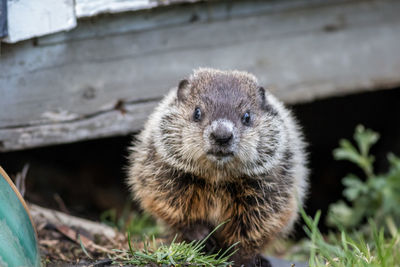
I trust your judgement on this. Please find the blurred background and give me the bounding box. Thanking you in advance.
[1,0,400,258]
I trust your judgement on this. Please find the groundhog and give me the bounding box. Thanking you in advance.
[127,68,308,267]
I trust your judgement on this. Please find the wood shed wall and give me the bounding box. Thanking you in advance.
[1,0,400,152]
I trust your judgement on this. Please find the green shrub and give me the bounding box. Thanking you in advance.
[327,125,400,231]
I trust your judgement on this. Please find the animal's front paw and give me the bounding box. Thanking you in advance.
[179,223,220,253]
[181,224,210,241]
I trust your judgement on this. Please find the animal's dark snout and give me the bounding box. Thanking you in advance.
[211,126,233,146]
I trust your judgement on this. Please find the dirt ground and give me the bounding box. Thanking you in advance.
[32,204,130,266]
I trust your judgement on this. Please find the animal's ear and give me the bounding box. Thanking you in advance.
[177,79,190,102]
[258,86,267,109]
[258,86,278,116]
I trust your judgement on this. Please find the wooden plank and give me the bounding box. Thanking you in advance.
[0,0,400,151]
[40,0,343,45]
[0,101,158,151]
[74,0,326,19]
[3,0,76,43]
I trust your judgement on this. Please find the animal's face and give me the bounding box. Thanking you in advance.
[159,69,285,176]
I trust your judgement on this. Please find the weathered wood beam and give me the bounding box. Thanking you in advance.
[0,0,400,151]
[29,203,118,239]
[0,100,157,151]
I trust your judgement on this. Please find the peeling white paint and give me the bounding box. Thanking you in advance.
[75,0,200,18]
[75,0,156,18]
[4,0,76,43]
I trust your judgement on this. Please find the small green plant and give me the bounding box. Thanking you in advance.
[112,223,238,266]
[100,202,162,237]
[301,206,400,267]
[327,125,400,231]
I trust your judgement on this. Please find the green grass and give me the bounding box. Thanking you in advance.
[111,223,238,266]
[100,202,162,237]
[100,204,238,266]
[300,206,400,267]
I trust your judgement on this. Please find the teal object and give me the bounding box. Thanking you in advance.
[0,167,40,267]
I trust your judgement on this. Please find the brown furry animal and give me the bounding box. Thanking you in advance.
[127,68,308,267]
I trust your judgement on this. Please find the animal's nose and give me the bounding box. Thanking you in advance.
[211,127,233,146]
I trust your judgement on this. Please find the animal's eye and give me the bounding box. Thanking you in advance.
[242,112,251,126]
[193,107,202,122]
